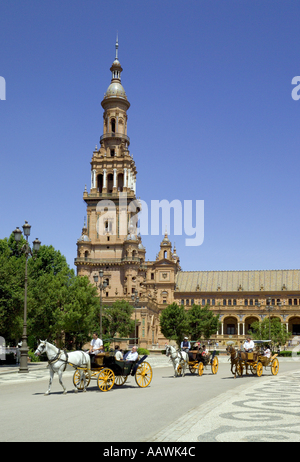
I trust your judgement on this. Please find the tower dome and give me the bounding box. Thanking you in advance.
[102,36,130,107]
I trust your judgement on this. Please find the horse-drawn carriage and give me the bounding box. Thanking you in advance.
[73,352,153,392]
[35,340,152,395]
[187,348,219,376]
[227,340,279,378]
[165,344,219,377]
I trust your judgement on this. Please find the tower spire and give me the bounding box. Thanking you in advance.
[115,33,119,61]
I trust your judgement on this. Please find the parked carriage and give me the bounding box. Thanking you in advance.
[227,340,279,378]
[73,352,153,392]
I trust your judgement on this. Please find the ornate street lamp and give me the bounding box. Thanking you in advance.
[13,221,41,373]
[131,290,139,345]
[93,269,108,340]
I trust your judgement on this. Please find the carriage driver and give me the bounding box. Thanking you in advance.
[180,337,191,353]
[243,337,254,353]
[89,332,104,358]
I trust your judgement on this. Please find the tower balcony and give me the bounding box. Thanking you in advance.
[100,132,130,146]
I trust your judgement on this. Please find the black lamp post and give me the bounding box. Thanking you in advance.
[13,221,41,373]
[93,269,107,340]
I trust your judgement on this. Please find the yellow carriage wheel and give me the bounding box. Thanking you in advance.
[256,361,263,377]
[271,358,279,376]
[250,364,257,375]
[114,375,128,386]
[198,362,204,376]
[211,357,219,375]
[135,361,153,388]
[73,369,91,390]
[189,363,198,374]
[97,368,115,392]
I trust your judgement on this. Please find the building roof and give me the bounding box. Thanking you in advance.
[175,270,300,293]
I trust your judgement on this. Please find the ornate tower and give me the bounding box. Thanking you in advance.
[75,39,146,301]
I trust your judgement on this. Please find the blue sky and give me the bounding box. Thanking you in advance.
[1,0,300,272]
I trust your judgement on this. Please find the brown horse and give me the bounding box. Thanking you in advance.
[226,345,249,378]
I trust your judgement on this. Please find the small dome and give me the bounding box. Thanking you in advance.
[138,243,145,250]
[79,234,91,242]
[105,81,127,99]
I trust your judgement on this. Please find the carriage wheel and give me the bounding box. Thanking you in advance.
[256,361,263,377]
[271,358,279,376]
[198,362,204,376]
[97,368,115,392]
[73,369,91,390]
[211,357,219,375]
[250,364,257,375]
[189,363,198,374]
[135,361,152,388]
[114,375,128,386]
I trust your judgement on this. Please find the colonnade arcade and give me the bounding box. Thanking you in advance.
[217,314,300,339]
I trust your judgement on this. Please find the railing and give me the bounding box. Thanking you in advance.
[74,256,142,264]
[100,133,130,144]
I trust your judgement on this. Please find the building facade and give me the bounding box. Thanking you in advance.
[75,41,300,349]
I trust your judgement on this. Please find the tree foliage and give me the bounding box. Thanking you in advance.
[159,302,220,346]
[250,318,292,348]
[0,234,99,349]
[159,303,188,346]
[103,299,135,339]
[186,304,220,341]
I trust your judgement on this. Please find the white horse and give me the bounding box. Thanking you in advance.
[165,344,189,377]
[35,340,91,396]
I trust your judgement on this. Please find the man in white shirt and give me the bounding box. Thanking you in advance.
[89,333,103,357]
[125,346,138,362]
[243,337,254,353]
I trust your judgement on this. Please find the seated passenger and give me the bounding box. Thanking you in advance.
[114,345,123,360]
[124,346,138,362]
[201,345,209,356]
[263,345,271,358]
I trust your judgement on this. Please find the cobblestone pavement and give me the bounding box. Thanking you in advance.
[151,369,300,442]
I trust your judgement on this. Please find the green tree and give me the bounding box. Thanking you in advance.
[250,318,291,348]
[159,303,188,347]
[187,304,220,341]
[102,300,135,339]
[0,235,99,348]
[0,235,26,342]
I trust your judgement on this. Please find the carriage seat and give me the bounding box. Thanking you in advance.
[245,352,258,361]
[94,352,109,366]
[189,350,198,360]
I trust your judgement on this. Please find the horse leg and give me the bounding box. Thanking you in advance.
[58,367,67,395]
[174,360,178,377]
[45,368,54,395]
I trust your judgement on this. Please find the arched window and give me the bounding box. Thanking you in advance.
[97,174,103,193]
[111,118,116,133]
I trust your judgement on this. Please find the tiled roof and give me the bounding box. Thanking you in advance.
[175,270,300,293]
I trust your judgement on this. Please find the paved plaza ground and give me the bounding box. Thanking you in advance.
[1,355,299,442]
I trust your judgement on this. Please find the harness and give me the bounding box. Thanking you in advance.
[37,344,87,372]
